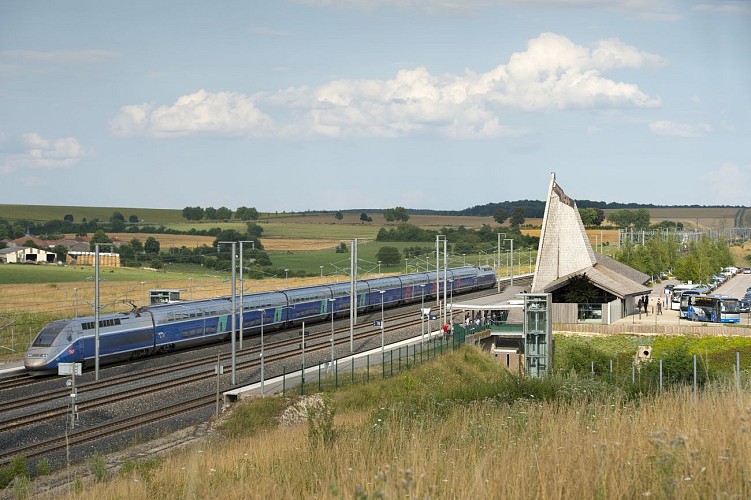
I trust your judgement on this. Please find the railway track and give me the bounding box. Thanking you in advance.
[0,279,530,468]
[0,314,430,467]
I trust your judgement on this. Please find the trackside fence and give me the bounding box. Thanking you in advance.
[278,331,467,397]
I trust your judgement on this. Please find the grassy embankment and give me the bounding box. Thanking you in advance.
[34,339,751,499]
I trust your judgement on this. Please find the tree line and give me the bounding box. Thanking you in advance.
[181,206,259,221]
[615,235,733,284]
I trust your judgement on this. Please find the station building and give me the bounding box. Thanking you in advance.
[448,173,652,375]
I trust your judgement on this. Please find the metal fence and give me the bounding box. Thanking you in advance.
[574,351,750,396]
[277,334,462,397]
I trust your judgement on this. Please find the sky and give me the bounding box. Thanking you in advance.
[1,1,750,213]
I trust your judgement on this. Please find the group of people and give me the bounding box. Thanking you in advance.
[637,295,664,315]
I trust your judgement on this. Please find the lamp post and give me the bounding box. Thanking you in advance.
[140,281,147,306]
[378,261,381,275]
[94,243,113,382]
[188,277,193,300]
[462,254,466,266]
[320,265,324,283]
[329,298,336,370]
[284,269,289,284]
[218,241,238,385]
[258,308,265,395]
[504,238,514,286]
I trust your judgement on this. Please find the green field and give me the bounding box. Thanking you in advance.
[0,264,209,285]
[0,204,186,224]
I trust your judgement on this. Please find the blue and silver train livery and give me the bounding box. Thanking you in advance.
[25,266,496,374]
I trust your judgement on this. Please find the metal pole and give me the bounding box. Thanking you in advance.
[93,243,112,381]
[301,321,305,386]
[239,242,244,350]
[330,299,335,369]
[215,354,221,416]
[737,351,741,392]
[260,310,265,395]
[218,242,238,384]
[420,285,425,344]
[497,233,505,292]
[448,279,454,327]
[239,240,254,349]
[659,359,663,393]
[443,238,447,326]
[230,243,237,384]
[95,244,100,381]
[380,290,385,359]
[693,354,697,401]
[435,236,440,306]
[350,239,355,353]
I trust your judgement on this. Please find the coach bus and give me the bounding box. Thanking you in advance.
[684,295,741,323]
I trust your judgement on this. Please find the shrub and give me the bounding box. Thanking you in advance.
[86,453,109,482]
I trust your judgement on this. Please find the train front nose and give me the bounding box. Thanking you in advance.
[24,352,53,372]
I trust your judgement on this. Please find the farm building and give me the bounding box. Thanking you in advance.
[53,237,91,252]
[531,173,651,324]
[66,251,121,267]
[0,246,57,264]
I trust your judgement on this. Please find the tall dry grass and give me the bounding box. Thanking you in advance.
[66,356,750,499]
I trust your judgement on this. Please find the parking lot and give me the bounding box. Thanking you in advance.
[615,270,751,327]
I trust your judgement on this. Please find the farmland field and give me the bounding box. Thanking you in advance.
[604,207,739,229]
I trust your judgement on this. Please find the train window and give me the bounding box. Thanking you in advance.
[32,322,67,347]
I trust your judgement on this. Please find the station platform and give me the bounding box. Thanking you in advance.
[0,360,25,378]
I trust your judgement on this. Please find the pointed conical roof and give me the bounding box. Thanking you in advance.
[531,173,597,292]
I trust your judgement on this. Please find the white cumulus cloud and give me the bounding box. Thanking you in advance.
[0,133,92,174]
[110,90,274,138]
[111,33,662,139]
[649,120,712,137]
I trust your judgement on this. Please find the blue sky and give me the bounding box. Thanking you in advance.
[1,0,749,212]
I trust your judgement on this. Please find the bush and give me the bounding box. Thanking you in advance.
[35,458,50,477]
[0,456,28,489]
[86,453,109,482]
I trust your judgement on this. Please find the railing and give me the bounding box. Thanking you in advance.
[276,334,464,397]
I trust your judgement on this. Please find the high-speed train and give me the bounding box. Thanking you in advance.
[25,266,496,374]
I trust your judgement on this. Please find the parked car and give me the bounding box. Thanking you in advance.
[743,267,751,274]
[740,299,750,313]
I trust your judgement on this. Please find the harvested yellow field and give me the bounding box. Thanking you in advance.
[261,238,341,251]
[522,228,621,245]
[0,275,334,316]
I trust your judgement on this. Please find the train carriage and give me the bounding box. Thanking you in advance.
[362,276,404,309]
[238,291,289,333]
[326,282,370,317]
[25,266,497,374]
[281,286,333,326]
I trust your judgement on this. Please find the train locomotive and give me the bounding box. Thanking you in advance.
[25,266,496,374]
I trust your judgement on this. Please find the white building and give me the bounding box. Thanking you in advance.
[0,246,57,264]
